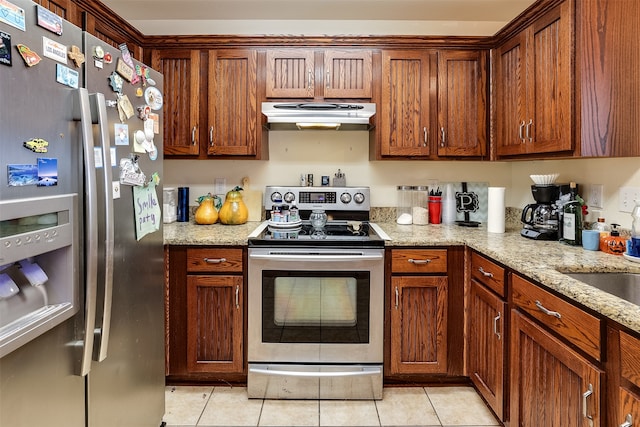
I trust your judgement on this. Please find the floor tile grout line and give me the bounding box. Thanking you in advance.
[194,386,215,427]
[423,386,444,427]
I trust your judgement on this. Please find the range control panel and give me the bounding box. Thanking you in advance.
[264,186,370,211]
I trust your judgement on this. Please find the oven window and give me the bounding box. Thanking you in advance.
[262,271,370,344]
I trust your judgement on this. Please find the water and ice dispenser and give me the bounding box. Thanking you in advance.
[0,194,78,357]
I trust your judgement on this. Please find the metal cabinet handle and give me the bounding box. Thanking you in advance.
[204,257,227,264]
[308,69,313,89]
[519,121,525,142]
[526,119,533,142]
[326,70,330,89]
[535,300,562,319]
[493,312,501,340]
[408,258,431,265]
[209,126,214,146]
[423,127,428,146]
[394,286,399,310]
[478,267,494,278]
[583,384,594,421]
[235,285,240,309]
[620,414,633,427]
[191,125,197,145]
[440,127,446,147]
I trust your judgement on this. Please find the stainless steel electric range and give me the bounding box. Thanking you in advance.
[247,186,388,400]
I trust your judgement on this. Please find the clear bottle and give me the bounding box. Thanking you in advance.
[412,186,429,225]
[590,216,610,247]
[561,182,582,245]
[396,185,413,224]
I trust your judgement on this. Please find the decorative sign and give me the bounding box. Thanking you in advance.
[43,36,67,63]
[0,32,12,66]
[0,0,25,32]
[133,181,161,241]
[36,5,63,35]
[56,63,78,88]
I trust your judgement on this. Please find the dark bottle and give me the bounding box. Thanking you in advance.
[561,182,582,245]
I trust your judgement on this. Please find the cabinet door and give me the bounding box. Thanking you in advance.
[468,280,506,420]
[495,33,528,156]
[511,310,603,427]
[266,49,315,98]
[527,1,573,154]
[151,49,200,155]
[208,50,259,156]
[380,50,432,157]
[619,388,640,427]
[323,49,372,98]
[437,50,487,157]
[186,275,243,374]
[390,276,447,374]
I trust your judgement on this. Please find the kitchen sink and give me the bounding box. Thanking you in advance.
[565,272,640,306]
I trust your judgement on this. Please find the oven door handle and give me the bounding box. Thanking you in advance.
[249,253,383,262]
[249,366,382,378]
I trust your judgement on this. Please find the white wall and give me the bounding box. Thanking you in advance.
[163,131,640,228]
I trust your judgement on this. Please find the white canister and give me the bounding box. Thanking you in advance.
[163,187,178,223]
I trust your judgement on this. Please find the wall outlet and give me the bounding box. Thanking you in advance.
[588,184,604,209]
[619,186,640,212]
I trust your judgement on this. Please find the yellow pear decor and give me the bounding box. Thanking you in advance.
[218,186,249,225]
[194,193,219,225]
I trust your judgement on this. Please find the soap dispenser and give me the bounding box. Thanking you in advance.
[601,224,626,255]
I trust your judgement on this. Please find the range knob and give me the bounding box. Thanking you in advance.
[353,192,365,204]
[283,192,296,203]
[340,192,352,204]
[270,192,283,203]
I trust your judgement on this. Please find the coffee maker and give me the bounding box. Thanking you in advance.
[521,184,573,240]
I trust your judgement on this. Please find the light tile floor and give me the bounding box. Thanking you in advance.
[163,385,501,427]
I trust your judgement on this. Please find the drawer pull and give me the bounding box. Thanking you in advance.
[582,383,593,422]
[478,267,494,278]
[493,311,501,340]
[408,258,431,265]
[235,284,240,309]
[204,257,227,264]
[621,414,633,427]
[535,300,562,319]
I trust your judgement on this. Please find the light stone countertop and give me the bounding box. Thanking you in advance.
[164,219,640,334]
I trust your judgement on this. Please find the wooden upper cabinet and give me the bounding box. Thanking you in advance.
[266,49,315,98]
[578,0,640,157]
[379,50,432,157]
[437,50,487,157]
[323,49,372,98]
[265,48,372,99]
[495,0,573,157]
[151,49,201,156]
[208,50,259,156]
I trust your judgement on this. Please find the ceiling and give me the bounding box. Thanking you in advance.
[98,0,537,36]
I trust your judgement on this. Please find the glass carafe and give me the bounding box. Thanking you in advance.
[309,209,327,238]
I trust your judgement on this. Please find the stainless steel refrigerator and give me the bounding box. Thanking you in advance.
[0,1,165,425]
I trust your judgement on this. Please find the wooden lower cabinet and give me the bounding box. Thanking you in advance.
[186,275,243,373]
[468,279,506,420]
[166,246,245,383]
[619,388,640,427]
[389,275,448,374]
[510,310,603,427]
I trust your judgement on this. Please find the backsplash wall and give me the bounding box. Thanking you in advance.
[163,131,640,229]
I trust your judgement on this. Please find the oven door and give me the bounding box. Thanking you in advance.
[247,247,384,364]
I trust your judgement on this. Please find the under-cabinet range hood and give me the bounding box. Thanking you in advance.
[262,102,376,131]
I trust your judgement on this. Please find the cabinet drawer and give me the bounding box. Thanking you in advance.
[470,252,506,297]
[186,248,243,273]
[512,274,601,361]
[391,249,447,274]
[621,331,640,388]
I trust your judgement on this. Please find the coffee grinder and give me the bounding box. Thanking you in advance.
[521,184,572,240]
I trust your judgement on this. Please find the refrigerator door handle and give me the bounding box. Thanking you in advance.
[90,93,114,362]
[72,88,98,376]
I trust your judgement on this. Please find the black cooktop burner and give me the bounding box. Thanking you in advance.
[249,220,385,248]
